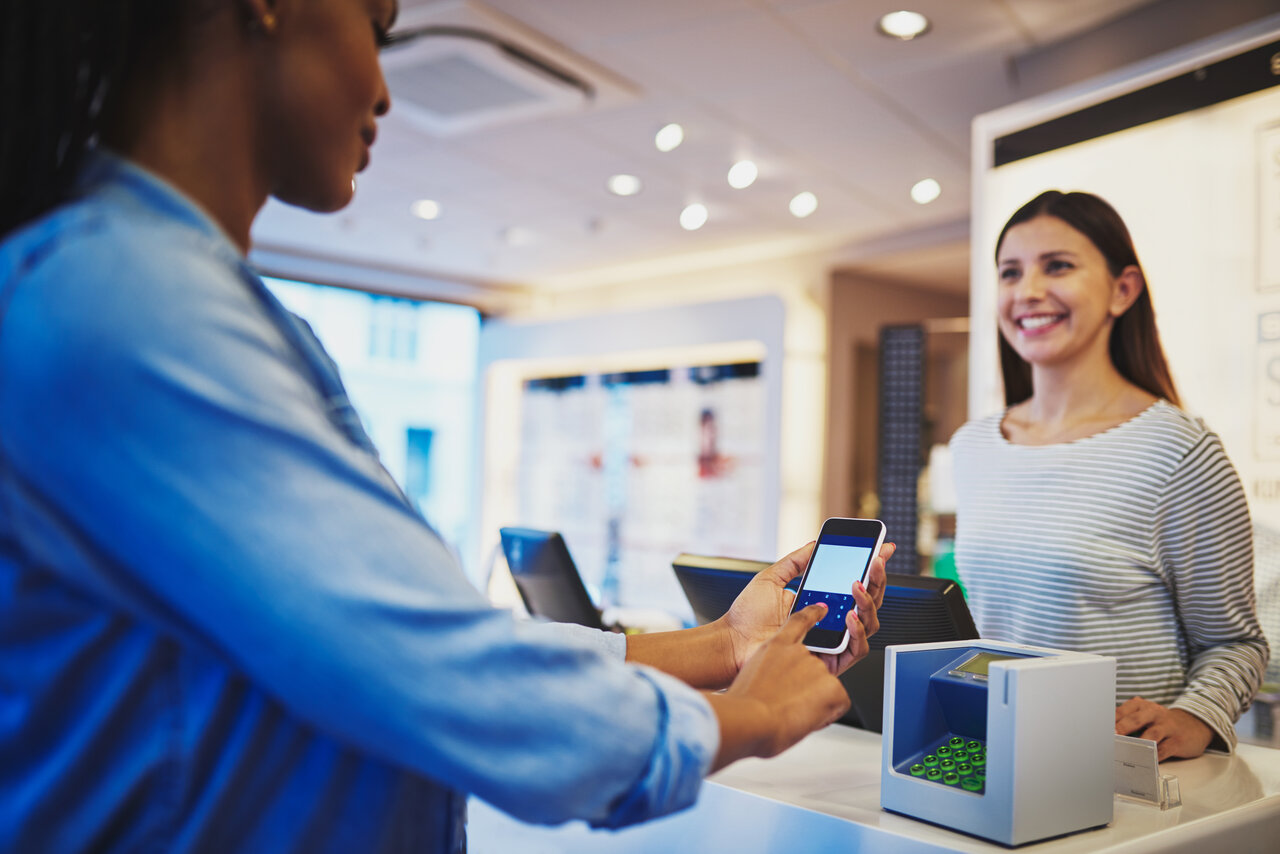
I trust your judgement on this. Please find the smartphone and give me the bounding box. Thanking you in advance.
[789,517,887,654]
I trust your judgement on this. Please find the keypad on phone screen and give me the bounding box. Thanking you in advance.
[795,589,853,631]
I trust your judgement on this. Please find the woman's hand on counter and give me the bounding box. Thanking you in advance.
[1115,697,1215,760]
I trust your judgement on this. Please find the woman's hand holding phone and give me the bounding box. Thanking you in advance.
[789,518,887,655]
[719,538,893,678]
[818,540,892,675]
[705,535,892,771]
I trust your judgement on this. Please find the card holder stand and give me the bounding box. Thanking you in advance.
[1156,774,1182,809]
[1113,734,1181,809]
[1117,773,1181,809]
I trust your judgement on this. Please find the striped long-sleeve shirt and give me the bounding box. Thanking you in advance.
[951,400,1269,751]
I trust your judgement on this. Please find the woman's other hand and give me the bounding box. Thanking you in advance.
[1115,696,1215,760]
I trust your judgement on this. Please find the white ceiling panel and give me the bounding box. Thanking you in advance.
[481,0,758,48]
[556,97,737,163]
[245,0,1240,297]
[1005,0,1164,45]
[712,73,968,206]
[459,122,643,187]
[867,49,1020,155]
[777,0,1026,77]
[597,10,841,99]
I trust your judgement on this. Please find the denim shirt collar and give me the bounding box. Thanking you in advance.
[76,148,384,461]
[77,148,245,264]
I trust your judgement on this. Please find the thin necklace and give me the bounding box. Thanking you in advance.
[1016,384,1132,444]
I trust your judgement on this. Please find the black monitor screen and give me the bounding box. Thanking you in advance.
[671,554,773,626]
[499,528,604,630]
[839,573,978,732]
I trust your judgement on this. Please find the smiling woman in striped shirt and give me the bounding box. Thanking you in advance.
[951,190,1269,761]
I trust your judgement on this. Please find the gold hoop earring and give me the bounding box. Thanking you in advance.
[260,11,278,34]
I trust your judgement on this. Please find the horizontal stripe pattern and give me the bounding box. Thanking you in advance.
[951,400,1269,750]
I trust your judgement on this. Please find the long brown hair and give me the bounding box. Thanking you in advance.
[994,190,1180,408]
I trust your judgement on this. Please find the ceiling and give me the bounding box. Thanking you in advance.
[249,0,1225,301]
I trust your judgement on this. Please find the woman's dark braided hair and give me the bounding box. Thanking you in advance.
[0,2,190,237]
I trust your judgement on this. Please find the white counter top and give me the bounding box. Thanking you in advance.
[469,724,1280,853]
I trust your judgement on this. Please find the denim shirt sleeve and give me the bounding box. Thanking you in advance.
[552,620,629,660]
[0,213,716,827]
[592,665,718,828]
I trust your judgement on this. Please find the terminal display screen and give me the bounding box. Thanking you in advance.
[952,652,1021,679]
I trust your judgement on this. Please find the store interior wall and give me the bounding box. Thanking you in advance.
[472,248,836,573]
[822,272,969,526]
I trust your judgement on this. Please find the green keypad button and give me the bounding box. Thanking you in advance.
[912,734,987,794]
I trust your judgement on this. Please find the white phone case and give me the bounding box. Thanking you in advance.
[798,518,886,654]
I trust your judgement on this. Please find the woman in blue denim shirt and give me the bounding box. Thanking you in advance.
[0,2,891,851]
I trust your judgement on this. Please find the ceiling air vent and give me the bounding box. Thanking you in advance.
[381,1,634,136]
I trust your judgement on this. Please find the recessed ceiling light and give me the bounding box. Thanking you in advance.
[877,10,930,40]
[679,203,708,231]
[607,174,643,196]
[727,160,758,189]
[910,178,942,205]
[789,191,818,218]
[410,199,441,220]
[655,123,685,152]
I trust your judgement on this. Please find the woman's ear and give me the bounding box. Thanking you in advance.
[1110,265,1145,317]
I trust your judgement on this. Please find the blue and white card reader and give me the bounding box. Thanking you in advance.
[881,640,1115,846]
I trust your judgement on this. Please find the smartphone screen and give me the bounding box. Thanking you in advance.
[790,518,886,653]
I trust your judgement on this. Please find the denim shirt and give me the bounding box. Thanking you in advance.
[0,152,716,853]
